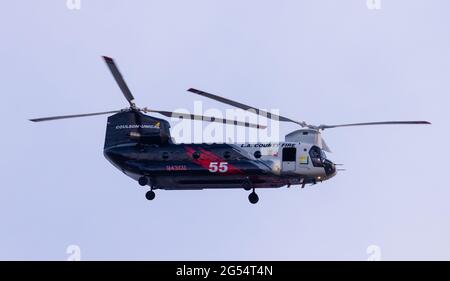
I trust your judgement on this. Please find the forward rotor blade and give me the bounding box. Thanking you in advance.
[318,121,431,130]
[144,108,266,129]
[102,56,135,106]
[29,110,120,122]
[188,88,312,128]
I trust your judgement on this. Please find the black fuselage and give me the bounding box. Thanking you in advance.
[103,111,326,190]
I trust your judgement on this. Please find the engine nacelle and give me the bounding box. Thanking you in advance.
[128,131,169,145]
[104,111,172,149]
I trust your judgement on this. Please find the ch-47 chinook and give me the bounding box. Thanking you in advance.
[30,57,431,204]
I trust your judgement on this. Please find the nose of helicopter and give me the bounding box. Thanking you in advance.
[323,159,337,178]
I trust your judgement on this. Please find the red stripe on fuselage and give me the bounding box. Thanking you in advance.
[184,146,244,175]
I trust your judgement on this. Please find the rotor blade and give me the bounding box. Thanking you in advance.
[143,109,266,129]
[29,110,120,122]
[187,88,312,128]
[318,121,431,130]
[102,56,135,106]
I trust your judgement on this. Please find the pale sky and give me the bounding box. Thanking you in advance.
[0,0,449,260]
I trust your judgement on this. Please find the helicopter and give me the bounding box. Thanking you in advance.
[30,56,431,204]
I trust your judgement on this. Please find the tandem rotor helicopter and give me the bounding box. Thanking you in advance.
[30,57,430,204]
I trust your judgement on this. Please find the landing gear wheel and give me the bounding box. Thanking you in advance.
[248,191,259,204]
[138,176,149,186]
[145,190,155,200]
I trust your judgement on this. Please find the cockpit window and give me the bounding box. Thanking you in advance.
[309,146,324,167]
[309,146,320,158]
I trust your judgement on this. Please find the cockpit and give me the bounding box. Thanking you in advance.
[309,145,336,176]
[309,145,325,167]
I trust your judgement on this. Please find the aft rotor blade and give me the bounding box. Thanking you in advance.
[318,121,431,130]
[102,56,135,106]
[144,109,267,129]
[29,110,120,122]
[187,88,311,128]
